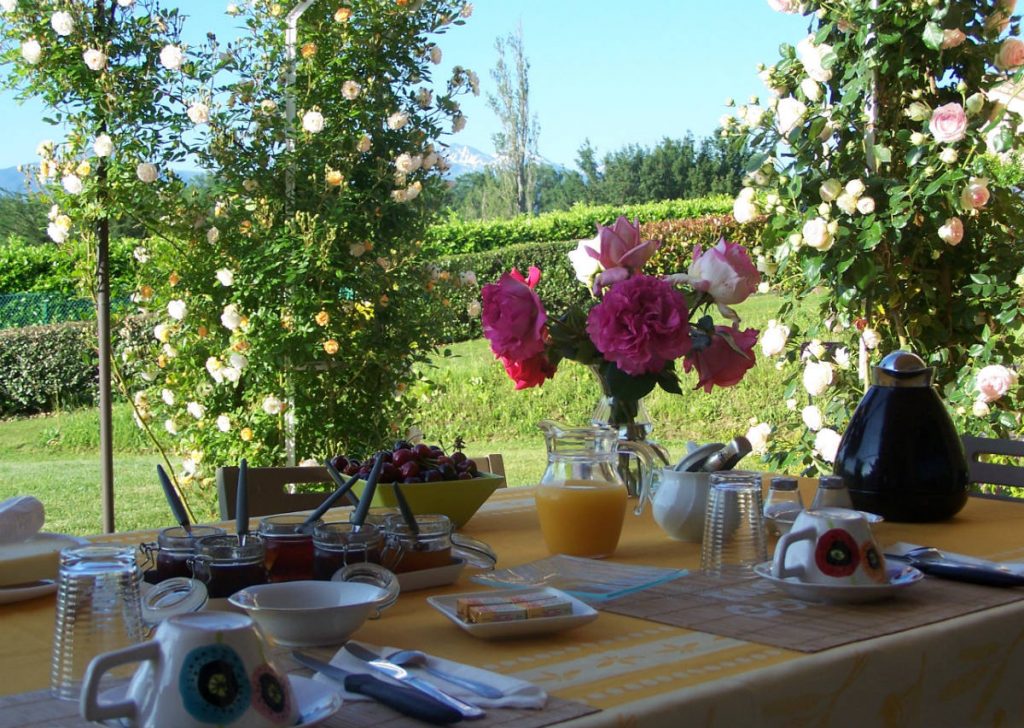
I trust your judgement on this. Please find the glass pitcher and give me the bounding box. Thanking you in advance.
[535,420,655,558]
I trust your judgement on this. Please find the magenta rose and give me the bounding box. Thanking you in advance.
[684,326,759,393]
[585,216,661,295]
[929,102,967,143]
[500,353,557,390]
[481,266,547,360]
[586,275,691,376]
[685,239,760,305]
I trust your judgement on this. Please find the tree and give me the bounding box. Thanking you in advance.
[487,25,539,216]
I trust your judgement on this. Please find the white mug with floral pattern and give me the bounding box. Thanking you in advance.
[772,507,887,586]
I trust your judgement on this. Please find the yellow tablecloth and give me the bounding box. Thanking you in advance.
[3,483,1024,727]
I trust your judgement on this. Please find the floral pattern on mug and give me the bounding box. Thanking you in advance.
[251,663,293,723]
[179,643,251,724]
[814,528,859,577]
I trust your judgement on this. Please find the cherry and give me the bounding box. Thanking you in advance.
[424,469,444,482]
[457,472,473,480]
[451,452,467,465]
[331,455,348,471]
[413,443,433,459]
[380,463,400,482]
[392,448,416,466]
[342,463,360,476]
[399,461,420,479]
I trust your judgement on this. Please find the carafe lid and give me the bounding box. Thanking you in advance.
[873,350,933,387]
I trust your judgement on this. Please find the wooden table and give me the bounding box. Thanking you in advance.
[3,482,1024,727]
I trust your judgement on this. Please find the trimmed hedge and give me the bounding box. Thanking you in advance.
[424,196,734,256]
[0,235,140,296]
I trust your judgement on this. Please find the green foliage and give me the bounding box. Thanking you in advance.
[425,196,734,255]
[0,193,48,244]
[0,234,139,296]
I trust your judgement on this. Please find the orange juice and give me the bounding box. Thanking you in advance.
[535,480,627,558]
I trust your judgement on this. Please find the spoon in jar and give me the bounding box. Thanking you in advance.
[236,458,248,546]
[351,453,385,527]
[157,464,191,535]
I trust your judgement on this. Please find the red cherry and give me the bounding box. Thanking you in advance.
[399,461,420,479]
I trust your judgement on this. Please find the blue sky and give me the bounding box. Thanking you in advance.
[0,1,809,168]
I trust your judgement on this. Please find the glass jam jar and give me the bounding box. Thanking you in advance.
[313,522,383,580]
[190,534,267,599]
[259,514,319,582]
[140,525,225,582]
[382,514,453,573]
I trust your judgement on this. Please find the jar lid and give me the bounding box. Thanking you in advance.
[452,534,497,569]
[141,577,208,625]
[769,476,799,491]
[873,350,933,387]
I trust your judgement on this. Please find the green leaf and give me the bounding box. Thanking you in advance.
[923,22,945,51]
[970,273,992,285]
[744,153,769,174]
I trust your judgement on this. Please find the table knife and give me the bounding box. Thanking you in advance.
[344,643,486,720]
[292,651,463,725]
[885,553,1024,587]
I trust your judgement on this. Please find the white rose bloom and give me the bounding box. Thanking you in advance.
[167,299,187,320]
[910,131,927,146]
[429,45,442,64]
[187,402,205,420]
[796,36,833,83]
[62,174,83,195]
[302,109,325,133]
[187,102,210,124]
[221,304,242,331]
[117,0,134,5]
[181,458,196,476]
[817,202,830,217]
[387,111,409,130]
[51,11,74,36]
[938,216,964,246]
[159,44,184,70]
[834,347,851,369]
[568,236,603,285]
[161,388,175,406]
[856,196,876,215]
[215,268,234,286]
[760,319,790,357]
[423,151,438,170]
[206,226,220,244]
[83,49,107,71]
[452,114,467,132]
[733,187,760,223]
[775,96,807,135]
[803,360,835,396]
[757,281,770,294]
[260,99,277,114]
[21,39,42,64]
[226,3,240,15]
[814,428,842,463]
[394,153,422,174]
[1,0,17,11]
[800,77,822,102]
[861,327,882,350]
[162,343,177,359]
[835,192,858,215]
[262,395,285,415]
[47,222,67,243]
[459,270,477,286]
[802,217,833,251]
[153,324,170,343]
[802,405,824,432]
[137,162,158,183]
[467,300,482,317]
[133,245,149,263]
[357,134,372,153]
[229,353,248,370]
[807,339,826,360]
[341,80,361,100]
[745,422,772,455]
[786,398,798,411]
[972,399,991,418]
[819,178,842,202]
[939,147,958,165]
[164,419,178,436]
[93,133,113,157]
[216,414,232,432]
[845,179,866,198]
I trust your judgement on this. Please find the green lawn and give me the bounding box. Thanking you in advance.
[0,293,795,535]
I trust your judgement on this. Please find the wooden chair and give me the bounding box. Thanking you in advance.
[215,466,338,520]
[961,435,1024,500]
[468,453,506,483]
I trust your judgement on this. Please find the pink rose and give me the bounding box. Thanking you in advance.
[587,275,691,376]
[942,29,966,49]
[996,38,1024,70]
[585,216,661,295]
[500,353,557,390]
[684,326,759,393]
[977,364,1018,403]
[685,239,760,305]
[481,266,547,360]
[766,0,801,12]
[929,102,968,143]
[961,177,990,210]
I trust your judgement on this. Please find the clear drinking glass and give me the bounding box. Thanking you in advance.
[811,474,854,510]
[51,545,144,701]
[764,476,804,536]
[700,471,767,577]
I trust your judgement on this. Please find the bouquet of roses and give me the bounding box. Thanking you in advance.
[480,217,763,420]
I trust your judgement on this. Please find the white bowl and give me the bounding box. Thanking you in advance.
[229,580,393,647]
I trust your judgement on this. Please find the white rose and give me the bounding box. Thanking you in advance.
[167,300,187,320]
[939,147,958,165]
[153,324,170,343]
[226,3,240,15]
[164,419,178,436]
[395,153,422,174]
[161,388,175,405]
[803,360,834,396]
[62,174,83,195]
[733,187,760,223]
[814,428,842,463]
[216,415,232,432]
[775,96,807,135]
[187,102,209,124]
[938,217,964,246]
[757,281,770,294]
[861,327,881,350]
[835,192,858,215]
[819,178,842,202]
[21,39,42,64]
[423,151,438,170]
[844,179,866,197]
[187,402,205,420]
[806,339,826,360]
[93,134,113,157]
[760,319,790,357]
[910,131,927,146]
[796,36,833,83]
[216,268,234,286]
[47,222,67,243]
[429,45,442,64]
[834,347,851,369]
[83,49,107,71]
[800,78,822,102]
[302,109,325,133]
[159,44,184,70]
[460,270,477,286]
[133,246,149,263]
[786,398,798,411]
[856,196,876,215]
[1,0,17,11]
[972,399,991,418]
[206,226,220,244]
[977,364,1018,403]
[262,395,285,415]
[51,11,74,36]
[802,405,824,431]
[229,353,248,370]
[387,111,409,130]
[221,304,242,331]
[341,80,361,100]
[802,217,833,251]
[452,114,467,133]
[467,300,481,317]
[568,236,602,286]
[136,162,158,183]
[746,422,772,455]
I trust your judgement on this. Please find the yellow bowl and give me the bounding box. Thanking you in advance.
[350,473,504,529]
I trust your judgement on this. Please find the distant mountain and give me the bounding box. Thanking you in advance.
[0,167,39,195]
[442,144,497,178]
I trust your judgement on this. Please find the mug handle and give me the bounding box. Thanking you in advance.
[80,640,161,723]
[772,526,817,579]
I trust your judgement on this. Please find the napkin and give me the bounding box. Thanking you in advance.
[314,640,548,709]
[887,542,1024,576]
[0,496,45,546]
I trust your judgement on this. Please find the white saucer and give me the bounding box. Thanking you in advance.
[753,562,923,604]
[98,674,340,727]
[0,579,56,605]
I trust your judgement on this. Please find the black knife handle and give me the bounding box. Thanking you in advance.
[912,559,1024,587]
[345,673,463,724]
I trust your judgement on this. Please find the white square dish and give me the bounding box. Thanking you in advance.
[426,586,598,639]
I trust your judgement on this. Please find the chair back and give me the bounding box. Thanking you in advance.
[215,466,337,520]
[468,453,506,482]
[961,435,1024,499]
